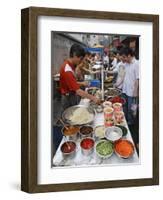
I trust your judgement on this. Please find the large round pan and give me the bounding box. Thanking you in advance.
[62,105,96,125]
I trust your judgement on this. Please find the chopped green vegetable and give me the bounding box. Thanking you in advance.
[96,141,113,156]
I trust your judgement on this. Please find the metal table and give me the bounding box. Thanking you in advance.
[52,99,139,167]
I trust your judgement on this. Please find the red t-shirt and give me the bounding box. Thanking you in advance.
[59,60,80,94]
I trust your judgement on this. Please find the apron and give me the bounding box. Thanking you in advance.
[61,92,81,112]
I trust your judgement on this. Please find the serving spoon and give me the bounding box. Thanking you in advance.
[58,118,72,150]
[58,118,69,130]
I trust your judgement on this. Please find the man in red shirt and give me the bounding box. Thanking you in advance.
[60,43,100,110]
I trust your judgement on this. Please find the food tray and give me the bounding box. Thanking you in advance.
[104,87,122,98]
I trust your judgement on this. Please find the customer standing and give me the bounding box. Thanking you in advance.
[103,52,109,70]
[59,43,100,111]
[114,54,126,90]
[120,47,139,125]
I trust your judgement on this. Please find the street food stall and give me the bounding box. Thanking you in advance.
[52,87,139,167]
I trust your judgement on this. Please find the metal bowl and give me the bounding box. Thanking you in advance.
[89,102,103,113]
[86,87,101,96]
[114,139,135,159]
[104,88,122,99]
[96,105,103,113]
[105,126,123,142]
[94,125,105,140]
[79,125,94,139]
[60,141,76,158]
[95,140,114,159]
[62,125,80,141]
[80,137,95,156]
[62,105,96,125]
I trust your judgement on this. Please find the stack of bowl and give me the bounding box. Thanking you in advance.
[103,102,114,127]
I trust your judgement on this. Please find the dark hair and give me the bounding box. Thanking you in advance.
[69,43,85,58]
[110,52,116,57]
[119,47,134,56]
[85,51,91,56]
[91,53,96,57]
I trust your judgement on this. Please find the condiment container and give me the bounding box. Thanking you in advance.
[95,140,114,159]
[114,139,134,158]
[105,126,123,142]
[79,125,94,138]
[114,111,124,124]
[104,107,114,119]
[62,125,80,141]
[80,137,95,156]
[103,101,112,108]
[60,141,76,158]
[96,105,103,113]
[104,118,114,127]
[94,125,105,140]
[113,102,122,112]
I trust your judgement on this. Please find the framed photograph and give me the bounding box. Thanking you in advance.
[21,7,159,193]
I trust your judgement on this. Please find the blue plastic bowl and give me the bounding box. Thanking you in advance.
[89,80,101,88]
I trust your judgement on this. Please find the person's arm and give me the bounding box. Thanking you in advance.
[77,81,89,87]
[91,70,101,74]
[133,79,139,97]
[106,70,115,74]
[109,66,114,71]
[106,64,119,74]
[114,65,126,87]
[76,89,100,104]
[82,67,91,74]
[83,68,100,74]
[115,78,124,88]
[64,71,100,104]
[110,58,117,70]
[115,77,124,88]
[133,62,139,97]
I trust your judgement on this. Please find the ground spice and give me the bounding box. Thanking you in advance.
[115,139,134,158]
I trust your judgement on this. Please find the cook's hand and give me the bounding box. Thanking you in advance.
[92,97,101,105]
[83,81,89,87]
